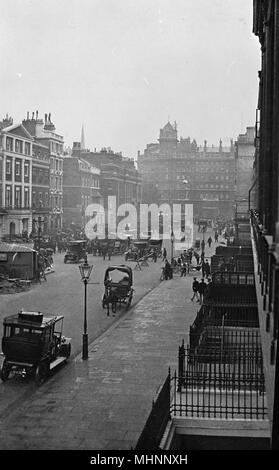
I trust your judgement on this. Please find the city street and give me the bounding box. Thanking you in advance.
[0,251,163,417]
[0,225,219,427]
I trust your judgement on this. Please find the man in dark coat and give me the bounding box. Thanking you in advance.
[198,278,207,304]
[191,277,200,302]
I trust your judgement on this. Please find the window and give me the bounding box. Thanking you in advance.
[24,163,29,178]
[24,188,29,208]
[6,159,11,175]
[15,139,23,153]
[6,137,13,151]
[5,186,12,207]
[15,187,21,208]
[25,142,31,155]
[15,160,21,177]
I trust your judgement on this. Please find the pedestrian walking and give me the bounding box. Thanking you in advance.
[204,259,211,279]
[214,231,219,243]
[207,236,212,248]
[194,251,200,265]
[180,262,187,277]
[188,249,193,264]
[162,247,167,261]
[191,277,200,302]
[201,260,206,277]
[201,239,205,253]
[198,278,207,304]
[164,259,173,280]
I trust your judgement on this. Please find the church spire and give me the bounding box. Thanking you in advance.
[81,124,85,150]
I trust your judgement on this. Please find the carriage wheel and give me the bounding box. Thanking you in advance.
[35,361,50,385]
[102,294,106,309]
[0,360,12,382]
[112,301,117,313]
[126,291,133,310]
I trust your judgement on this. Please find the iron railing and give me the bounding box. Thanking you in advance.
[189,305,259,352]
[212,271,255,285]
[135,370,171,450]
[190,326,261,357]
[172,341,267,420]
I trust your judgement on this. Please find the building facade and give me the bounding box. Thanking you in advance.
[22,112,64,231]
[0,116,33,238]
[138,122,236,222]
[62,154,102,229]
[235,126,255,214]
[31,141,50,235]
[73,144,142,234]
[252,0,279,449]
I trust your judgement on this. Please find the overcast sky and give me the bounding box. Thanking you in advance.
[0,0,260,158]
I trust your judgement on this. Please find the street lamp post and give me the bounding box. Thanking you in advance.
[79,260,93,360]
[171,229,174,261]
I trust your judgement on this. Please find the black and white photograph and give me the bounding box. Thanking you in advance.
[0,0,278,459]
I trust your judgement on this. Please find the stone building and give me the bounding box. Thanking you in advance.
[235,126,255,214]
[22,112,64,231]
[0,115,33,238]
[73,143,142,234]
[31,141,50,235]
[138,122,236,222]
[62,154,102,229]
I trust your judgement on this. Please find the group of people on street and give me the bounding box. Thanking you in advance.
[191,277,212,304]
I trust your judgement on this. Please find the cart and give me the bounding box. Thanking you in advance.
[102,265,134,316]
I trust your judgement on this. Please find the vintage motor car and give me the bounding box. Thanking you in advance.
[0,310,71,385]
[64,240,87,263]
[102,265,134,315]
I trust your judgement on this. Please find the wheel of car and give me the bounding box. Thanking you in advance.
[0,360,12,382]
[126,292,133,310]
[35,361,50,385]
[65,343,71,359]
[60,342,71,360]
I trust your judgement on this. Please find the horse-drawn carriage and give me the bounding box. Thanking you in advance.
[102,265,134,315]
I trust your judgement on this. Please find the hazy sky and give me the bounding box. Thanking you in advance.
[0,0,260,158]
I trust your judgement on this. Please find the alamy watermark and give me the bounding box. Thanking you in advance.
[84,196,194,250]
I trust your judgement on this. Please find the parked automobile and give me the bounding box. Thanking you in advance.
[0,310,71,384]
[64,240,87,263]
